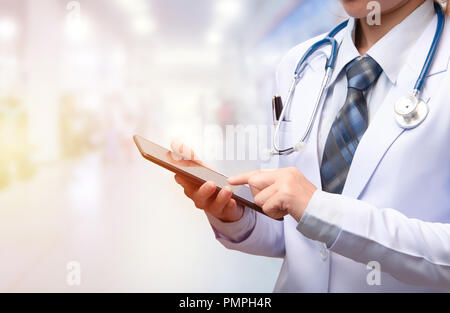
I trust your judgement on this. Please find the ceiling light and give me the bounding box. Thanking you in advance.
[215,0,242,21]
[206,30,223,45]
[0,18,17,42]
[132,18,155,35]
[65,16,91,43]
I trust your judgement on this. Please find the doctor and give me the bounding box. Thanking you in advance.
[173,0,450,292]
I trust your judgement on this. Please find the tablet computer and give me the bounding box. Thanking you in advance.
[133,135,279,220]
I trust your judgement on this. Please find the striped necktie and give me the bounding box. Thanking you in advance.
[320,55,383,194]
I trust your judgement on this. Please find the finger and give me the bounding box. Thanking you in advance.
[170,140,202,163]
[253,183,278,207]
[174,174,197,187]
[247,171,278,191]
[262,194,287,220]
[170,141,212,170]
[191,181,217,208]
[228,170,277,190]
[227,170,261,185]
[207,186,233,215]
[262,193,282,212]
[229,170,277,191]
[167,151,201,167]
[170,140,190,160]
[224,198,237,213]
[174,174,198,197]
[221,199,243,222]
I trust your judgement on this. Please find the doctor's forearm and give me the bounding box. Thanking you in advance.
[297,191,450,290]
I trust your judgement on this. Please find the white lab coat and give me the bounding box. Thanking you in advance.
[212,13,450,292]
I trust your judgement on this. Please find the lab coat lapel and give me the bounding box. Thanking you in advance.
[289,60,328,188]
[342,15,450,199]
[340,73,409,199]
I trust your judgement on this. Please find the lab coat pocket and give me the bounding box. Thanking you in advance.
[279,120,293,133]
[277,120,295,149]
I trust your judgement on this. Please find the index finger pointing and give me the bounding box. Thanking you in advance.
[227,170,261,185]
[229,170,278,191]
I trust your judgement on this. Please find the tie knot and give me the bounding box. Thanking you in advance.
[345,55,383,91]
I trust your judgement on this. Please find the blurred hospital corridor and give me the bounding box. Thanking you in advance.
[0,152,283,292]
[0,0,342,292]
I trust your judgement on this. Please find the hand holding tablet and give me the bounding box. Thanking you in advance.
[133,135,283,221]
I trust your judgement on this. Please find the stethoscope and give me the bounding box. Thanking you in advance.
[269,0,447,157]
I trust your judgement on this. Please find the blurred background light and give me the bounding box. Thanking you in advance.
[154,48,219,68]
[215,0,242,22]
[115,0,149,16]
[205,29,223,45]
[64,15,92,43]
[0,17,17,42]
[132,17,155,35]
[115,0,155,36]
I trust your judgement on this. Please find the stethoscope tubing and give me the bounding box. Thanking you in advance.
[271,2,446,156]
[414,1,445,93]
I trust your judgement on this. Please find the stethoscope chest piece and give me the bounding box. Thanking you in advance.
[394,95,429,129]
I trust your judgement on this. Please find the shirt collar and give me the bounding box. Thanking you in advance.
[316,0,435,87]
[326,18,360,87]
[367,0,435,84]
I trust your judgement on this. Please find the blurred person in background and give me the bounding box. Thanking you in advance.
[0,94,35,189]
[216,97,236,128]
[100,92,139,163]
[59,93,100,159]
[172,0,450,292]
